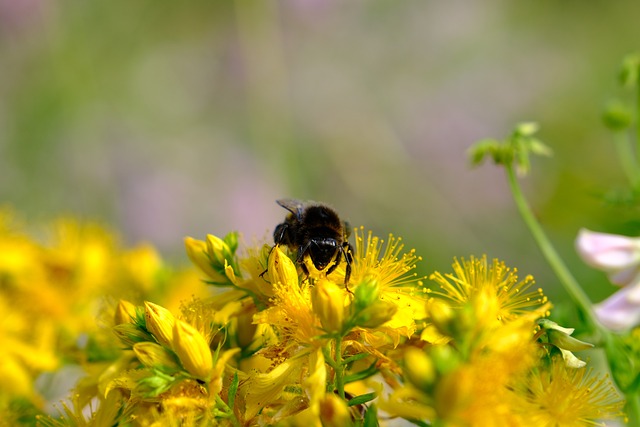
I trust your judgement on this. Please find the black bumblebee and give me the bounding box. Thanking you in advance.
[272,198,353,284]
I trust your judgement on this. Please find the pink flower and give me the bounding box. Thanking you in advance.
[576,229,640,331]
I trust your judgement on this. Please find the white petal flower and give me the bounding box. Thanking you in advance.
[576,229,640,286]
[576,229,640,331]
[593,284,640,331]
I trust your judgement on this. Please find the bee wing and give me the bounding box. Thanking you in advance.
[276,198,308,220]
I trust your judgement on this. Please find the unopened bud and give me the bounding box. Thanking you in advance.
[318,393,351,427]
[354,300,397,328]
[404,348,436,391]
[184,237,225,282]
[113,323,153,347]
[114,300,138,325]
[353,278,380,310]
[312,278,346,333]
[172,319,213,380]
[144,301,176,348]
[427,299,454,335]
[133,342,180,372]
[268,245,299,286]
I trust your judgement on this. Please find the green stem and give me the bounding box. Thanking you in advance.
[505,166,601,332]
[614,131,640,188]
[626,392,640,426]
[335,334,345,399]
[636,70,640,166]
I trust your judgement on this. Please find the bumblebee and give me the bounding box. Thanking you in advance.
[272,198,353,284]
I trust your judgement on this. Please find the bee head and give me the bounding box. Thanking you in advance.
[308,238,339,270]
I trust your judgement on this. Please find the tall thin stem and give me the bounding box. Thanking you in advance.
[614,132,640,188]
[505,166,601,332]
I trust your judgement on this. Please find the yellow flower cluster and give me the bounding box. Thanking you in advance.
[0,209,624,426]
[0,209,206,423]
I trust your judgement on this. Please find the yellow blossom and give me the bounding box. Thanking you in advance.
[240,360,302,421]
[429,255,549,324]
[513,357,624,426]
[348,228,429,344]
[253,262,319,346]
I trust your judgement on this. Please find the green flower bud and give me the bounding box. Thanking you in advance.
[603,100,633,131]
[353,300,397,329]
[353,278,380,310]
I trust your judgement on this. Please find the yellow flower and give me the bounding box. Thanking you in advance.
[172,319,213,380]
[240,360,302,420]
[253,248,319,347]
[349,228,429,344]
[429,255,549,327]
[513,357,623,426]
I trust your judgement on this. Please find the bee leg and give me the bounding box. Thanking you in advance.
[342,242,353,291]
[300,261,310,282]
[259,244,278,281]
[261,222,291,280]
[296,242,312,264]
[326,250,342,276]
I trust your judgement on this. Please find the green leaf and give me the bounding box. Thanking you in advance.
[528,139,553,157]
[513,121,539,137]
[342,352,370,365]
[344,361,378,384]
[224,231,239,255]
[467,138,500,166]
[228,372,239,410]
[347,392,377,407]
[362,404,379,427]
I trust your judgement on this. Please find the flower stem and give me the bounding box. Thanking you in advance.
[505,166,601,332]
[614,131,640,188]
[636,72,640,165]
[628,393,640,426]
[335,334,345,399]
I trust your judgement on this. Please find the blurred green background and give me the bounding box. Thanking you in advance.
[2,0,640,306]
